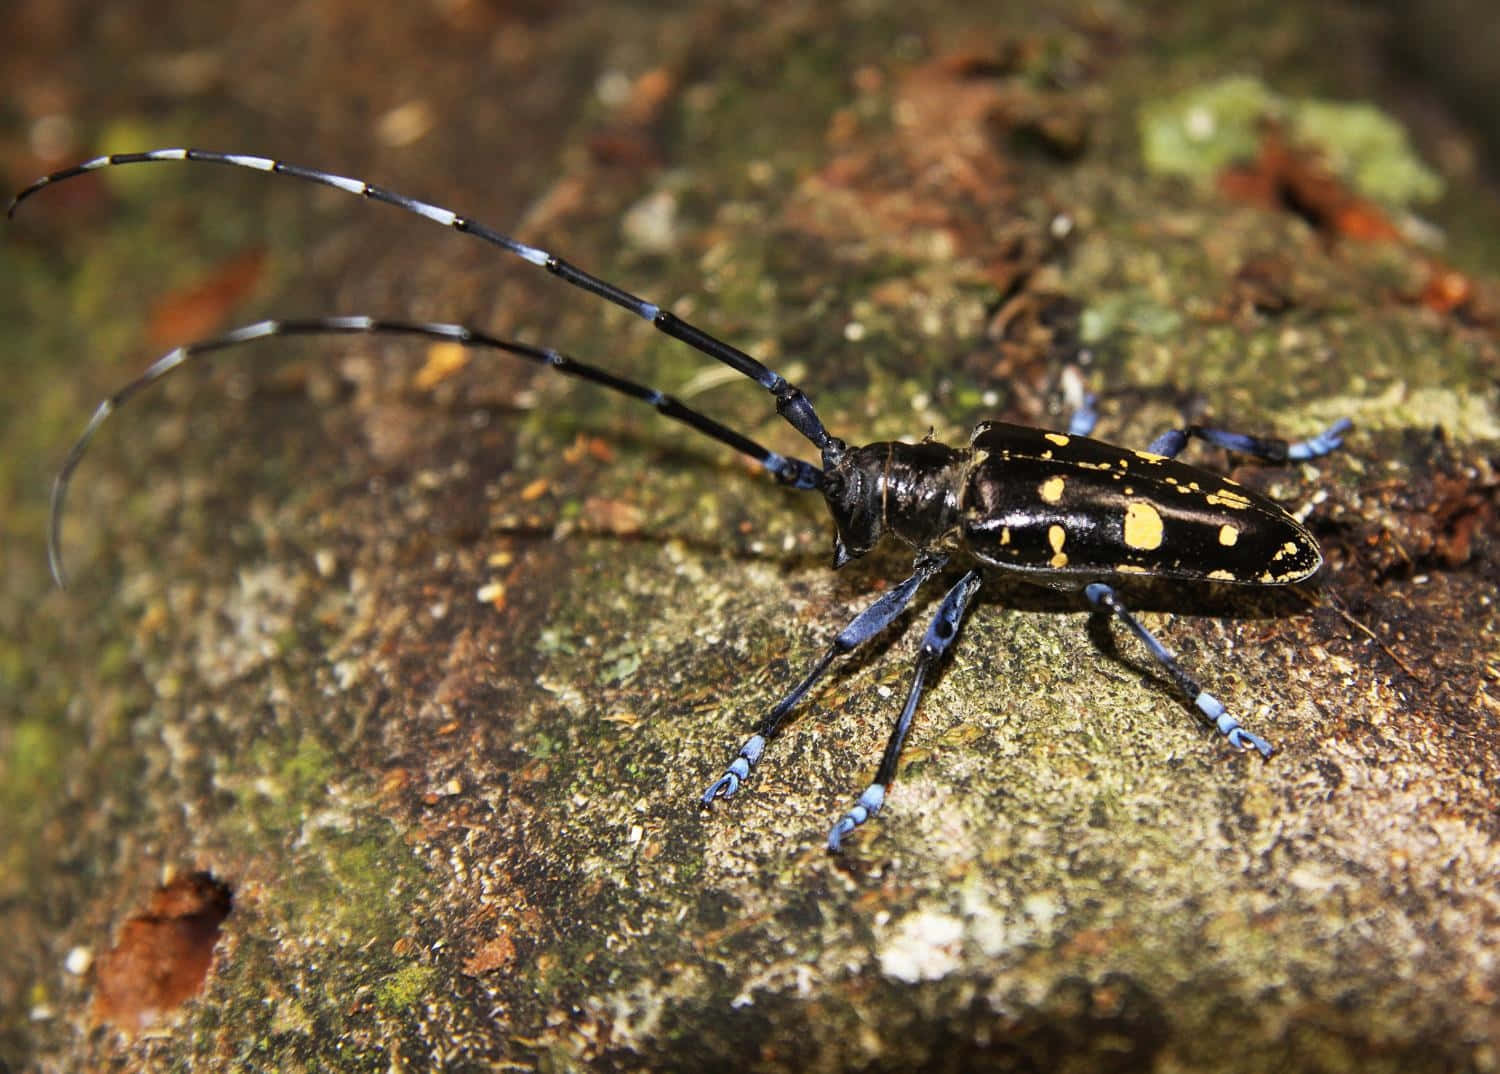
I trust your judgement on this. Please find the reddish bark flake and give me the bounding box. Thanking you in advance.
[92,871,233,1033]
[462,931,518,975]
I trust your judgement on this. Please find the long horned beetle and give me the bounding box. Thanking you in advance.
[11,149,1351,850]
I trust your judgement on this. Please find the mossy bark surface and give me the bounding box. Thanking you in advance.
[2,2,1496,1071]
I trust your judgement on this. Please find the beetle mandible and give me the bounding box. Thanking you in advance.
[10,149,1352,850]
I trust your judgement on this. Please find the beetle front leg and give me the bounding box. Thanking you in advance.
[701,553,950,806]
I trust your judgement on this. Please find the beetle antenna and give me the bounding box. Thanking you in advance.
[10,150,848,462]
[45,316,824,588]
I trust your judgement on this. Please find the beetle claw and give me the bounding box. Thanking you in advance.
[1228,727,1275,759]
[701,772,741,804]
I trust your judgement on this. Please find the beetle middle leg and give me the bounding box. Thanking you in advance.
[701,552,950,805]
[1064,389,1351,466]
[1147,418,1353,463]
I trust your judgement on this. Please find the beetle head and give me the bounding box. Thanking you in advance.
[821,444,887,567]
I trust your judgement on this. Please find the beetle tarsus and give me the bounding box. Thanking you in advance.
[1288,417,1354,461]
[827,784,885,852]
[701,734,764,804]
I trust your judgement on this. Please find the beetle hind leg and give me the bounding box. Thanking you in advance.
[1083,582,1274,757]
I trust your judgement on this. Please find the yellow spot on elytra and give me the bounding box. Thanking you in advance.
[1134,449,1167,463]
[1205,490,1251,510]
[1273,540,1300,560]
[1048,525,1068,568]
[1000,527,1011,545]
[1208,569,1236,581]
[1039,476,1066,504]
[1123,501,1164,550]
[1116,564,1147,574]
[1218,524,1239,547]
[1044,432,1070,446]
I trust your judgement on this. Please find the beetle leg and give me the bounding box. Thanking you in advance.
[701,552,950,805]
[1066,392,1100,437]
[1083,582,1274,757]
[1284,418,1354,461]
[1148,418,1352,463]
[828,569,983,851]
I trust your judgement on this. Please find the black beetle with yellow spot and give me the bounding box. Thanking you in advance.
[10,148,1353,853]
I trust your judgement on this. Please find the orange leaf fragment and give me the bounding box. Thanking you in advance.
[146,249,267,348]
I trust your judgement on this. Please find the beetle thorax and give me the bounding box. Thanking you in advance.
[822,440,968,567]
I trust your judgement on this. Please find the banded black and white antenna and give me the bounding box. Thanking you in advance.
[10,150,845,585]
[9,149,847,458]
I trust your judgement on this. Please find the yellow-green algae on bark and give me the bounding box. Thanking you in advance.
[1139,75,1445,206]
